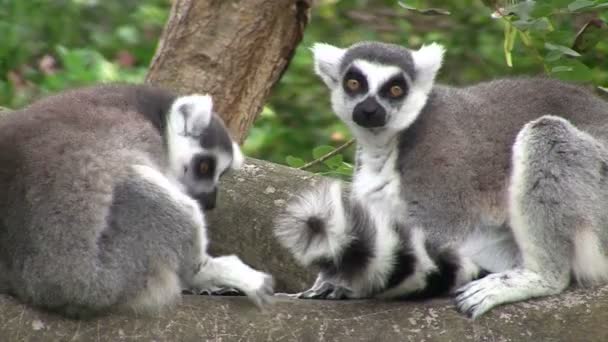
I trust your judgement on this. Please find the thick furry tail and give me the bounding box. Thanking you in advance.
[274,180,353,268]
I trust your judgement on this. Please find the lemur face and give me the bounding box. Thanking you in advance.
[312,41,445,133]
[165,95,243,210]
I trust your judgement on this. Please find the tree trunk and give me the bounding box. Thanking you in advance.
[145,0,312,143]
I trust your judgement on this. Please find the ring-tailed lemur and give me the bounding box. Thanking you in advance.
[0,84,273,317]
[274,41,608,318]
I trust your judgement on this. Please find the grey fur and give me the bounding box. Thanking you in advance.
[340,41,416,81]
[0,84,272,318]
[276,41,608,318]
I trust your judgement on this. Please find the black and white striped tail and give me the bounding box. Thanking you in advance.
[274,180,487,299]
[273,180,376,279]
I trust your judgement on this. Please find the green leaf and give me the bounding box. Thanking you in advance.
[550,60,593,82]
[505,1,536,20]
[551,66,573,72]
[397,1,451,15]
[594,3,608,9]
[260,106,277,119]
[503,21,517,67]
[531,3,554,18]
[312,145,335,159]
[545,42,581,57]
[545,50,564,62]
[567,0,596,12]
[335,163,354,176]
[323,154,343,169]
[285,156,305,168]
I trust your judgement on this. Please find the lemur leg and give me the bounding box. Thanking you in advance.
[132,165,274,308]
[456,115,608,318]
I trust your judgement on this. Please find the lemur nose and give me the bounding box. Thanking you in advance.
[353,96,387,128]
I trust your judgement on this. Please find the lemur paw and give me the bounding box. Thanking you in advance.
[454,274,506,319]
[243,272,275,309]
[281,281,353,300]
[193,287,243,296]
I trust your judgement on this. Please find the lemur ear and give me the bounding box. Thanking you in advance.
[230,142,244,170]
[311,43,347,89]
[168,94,213,135]
[411,42,445,92]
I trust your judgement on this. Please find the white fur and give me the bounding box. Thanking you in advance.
[388,43,444,132]
[275,181,352,266]
[388,82,432,133]
[326,181,349,257]
[459,231,519,273]
[165,95,214,184]
[311,43,346,87]
[191,255,272,306]
[376,227,437,298]
[572,229,608,285]
[509,124,543,271]
[352,142,404,216]
[128,263,181,313]
[350,136,405,295]
[169,94,213,131]
[411,43,445,93]
[231,142,245,170]
[454,256,481,289]
[355,207,399,296]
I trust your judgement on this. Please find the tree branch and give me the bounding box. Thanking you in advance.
[298,138,355,171]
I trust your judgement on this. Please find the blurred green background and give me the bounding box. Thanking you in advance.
[1,0,607,174]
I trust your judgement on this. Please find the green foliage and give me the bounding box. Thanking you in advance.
[1,0,606,180]
[495,0,608,83]
[0,0,169,108]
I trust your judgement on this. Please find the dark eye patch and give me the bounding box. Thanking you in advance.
[193,155,216,180]
[342,67,369,96]
[379,74,408,101]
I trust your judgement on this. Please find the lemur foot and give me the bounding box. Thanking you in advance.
[454,273,508,319]
[189,287,243,296]
[277,281,353,300]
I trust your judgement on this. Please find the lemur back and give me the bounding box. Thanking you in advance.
[396,78,608,244]
[0,84,273,317]
[274,41,608,318]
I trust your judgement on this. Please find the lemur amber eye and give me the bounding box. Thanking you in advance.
[390,85,404,98]
[199,162,210,175]
[346,79,360,91]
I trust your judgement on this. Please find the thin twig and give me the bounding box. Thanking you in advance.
[298,138,356,170]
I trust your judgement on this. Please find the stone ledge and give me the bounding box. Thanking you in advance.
[1,286,607,342]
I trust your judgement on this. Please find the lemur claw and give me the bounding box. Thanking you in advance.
[280,282,353,300]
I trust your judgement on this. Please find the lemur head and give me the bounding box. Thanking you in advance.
[165,95,243,210]
[312,41,444,135]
